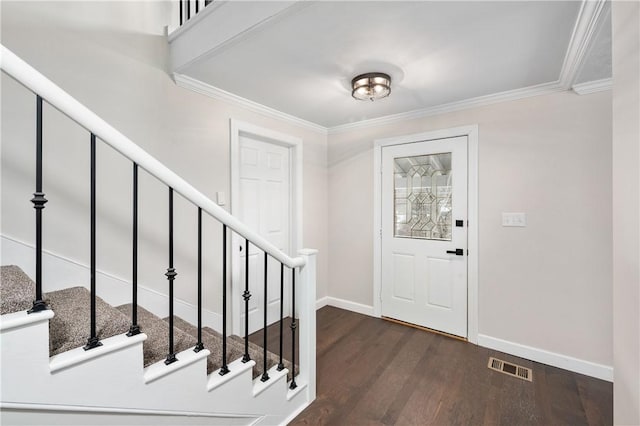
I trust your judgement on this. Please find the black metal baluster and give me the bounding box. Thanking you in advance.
[84,134,101,350]
[289,267,297,389]
[195,0,199,14]
[277,262,284,371]
[127,163,140,336]
[261,252,270,382]
[187,0,191,20]
[165,188,177,365]
[28,95,48,314]
[242,238,251,362]
[194,208,204,352]
[180,0,183,25]
[219,224,230,375]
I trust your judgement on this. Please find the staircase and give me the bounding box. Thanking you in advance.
[1,265,303,424]
[0,44,316,425]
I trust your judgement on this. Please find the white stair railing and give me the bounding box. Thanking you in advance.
[0,43,316,414]
[0,45,303,269]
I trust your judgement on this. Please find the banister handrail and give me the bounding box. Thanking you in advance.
[0,44,305,269]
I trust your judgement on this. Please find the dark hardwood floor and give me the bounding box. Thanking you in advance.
[288,306,612,426]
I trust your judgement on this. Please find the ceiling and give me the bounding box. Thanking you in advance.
[178,1,611,129]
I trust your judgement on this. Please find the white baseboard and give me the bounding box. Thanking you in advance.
[313,294,613,382]
[317,296,375,317]
[1,235,222,331]
[477,334,613,382]
[315,296,329,310]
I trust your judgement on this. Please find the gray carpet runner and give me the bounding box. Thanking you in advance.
[116,304,197,367]
[163,315,243,374]
[1,265,37,314]
[1,265,295,380]
[1,265,130,356]
[47,287,130,355]
[164,316,294,379]
[208,327,297,378]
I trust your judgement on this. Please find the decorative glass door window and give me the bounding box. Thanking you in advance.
[394,153,452,240]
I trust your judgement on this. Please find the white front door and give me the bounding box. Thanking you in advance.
[237,135,290,333]
[381,136,468,337]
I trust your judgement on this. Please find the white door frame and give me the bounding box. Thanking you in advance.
[229,119,303,336]
[373,125,479,344]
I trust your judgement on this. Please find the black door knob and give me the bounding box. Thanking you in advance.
[446,248,464,256]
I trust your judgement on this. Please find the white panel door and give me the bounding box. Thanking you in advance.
[238,135,290,333]
[381,136,468,337]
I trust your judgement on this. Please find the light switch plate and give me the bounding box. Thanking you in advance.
[216,191,226,206]
[502,212,526,227]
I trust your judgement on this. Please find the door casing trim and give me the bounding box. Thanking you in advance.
[229,119,303,336]
[373,125,479,344]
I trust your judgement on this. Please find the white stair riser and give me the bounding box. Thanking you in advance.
[1,316,52,392]
[1,312,309,423]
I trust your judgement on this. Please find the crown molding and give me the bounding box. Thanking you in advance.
[176,72,566,136]
[558,0,609,88]
[326,0,610,134]
[174,73,328,134]
[328,80,565,134]
[572,78,612,95]
[173,0,608,135]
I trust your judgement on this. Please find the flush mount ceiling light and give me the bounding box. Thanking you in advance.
[351,72,391,101]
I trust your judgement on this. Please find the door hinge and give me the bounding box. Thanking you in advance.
[379,228,382,237]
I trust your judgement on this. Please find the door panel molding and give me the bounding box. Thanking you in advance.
[230,119,303,336]
[373,125,478,343]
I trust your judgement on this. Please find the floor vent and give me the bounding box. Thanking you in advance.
[488,357,532,382]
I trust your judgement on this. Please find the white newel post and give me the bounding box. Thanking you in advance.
[297,249,317,402]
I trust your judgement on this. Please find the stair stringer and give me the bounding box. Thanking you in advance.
[0,310,311,425]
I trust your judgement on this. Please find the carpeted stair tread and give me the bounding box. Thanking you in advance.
[205,326,287,374]
[46,287,131,356]
[201,324,296,379]
[116,304,197,367]
[164,316,247,375]
[168,317,296,379]
[1,265,36,314]
[0,265,296,377]
[1,266,132,356]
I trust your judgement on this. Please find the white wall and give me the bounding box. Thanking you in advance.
[612,1,640,423]
[328,90,613,371]
[0,1,328,317]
